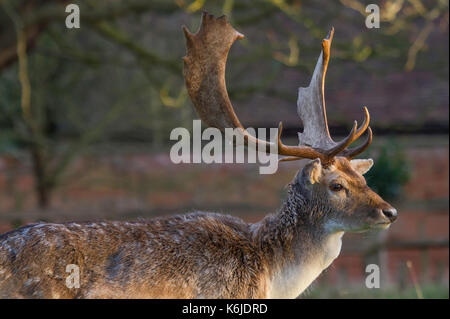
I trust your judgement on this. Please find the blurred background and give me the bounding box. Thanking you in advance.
[0,0,448,298]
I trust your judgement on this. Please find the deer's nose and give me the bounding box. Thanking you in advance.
[382,208,398,222]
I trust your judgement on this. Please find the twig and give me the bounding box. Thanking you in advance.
[406,260,424,299]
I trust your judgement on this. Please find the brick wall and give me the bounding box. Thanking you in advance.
[0,141,448,290]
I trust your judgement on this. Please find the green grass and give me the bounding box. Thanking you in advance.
[303,284,449,299]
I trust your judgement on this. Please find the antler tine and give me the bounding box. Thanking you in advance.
[326,121,358,158]
[329,108,370,159]
[353,106,370,140]
[341,127,373,159]
[327,106,370,158]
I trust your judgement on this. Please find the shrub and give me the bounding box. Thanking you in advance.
[365,140,411,201]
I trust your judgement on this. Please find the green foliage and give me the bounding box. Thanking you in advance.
[365,141,411,201]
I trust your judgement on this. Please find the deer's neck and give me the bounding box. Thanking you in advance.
[253,183,344,298]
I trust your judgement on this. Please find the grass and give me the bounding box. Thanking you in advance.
[303,283,449,299]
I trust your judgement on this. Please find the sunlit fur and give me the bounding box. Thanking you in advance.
[0,157,395,298]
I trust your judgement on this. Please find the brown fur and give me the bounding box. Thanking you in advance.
[0,157,395,298]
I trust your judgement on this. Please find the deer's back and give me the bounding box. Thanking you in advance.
[0,213,268,298]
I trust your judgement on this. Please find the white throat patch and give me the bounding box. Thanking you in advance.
[267,231,344,298]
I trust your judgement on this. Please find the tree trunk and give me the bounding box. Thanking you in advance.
[30,146,51,209]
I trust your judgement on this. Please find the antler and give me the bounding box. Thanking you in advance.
[295,27,372,162]
[183,12,372,165]
[183,12,275,153]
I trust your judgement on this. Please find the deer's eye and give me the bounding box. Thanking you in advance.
[330,183,344,192]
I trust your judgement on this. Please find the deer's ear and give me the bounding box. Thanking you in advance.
[350,158,374,175]
[302,158,323,185]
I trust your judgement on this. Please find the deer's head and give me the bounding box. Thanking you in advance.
[295,157,397,232]
[183,13,397,232]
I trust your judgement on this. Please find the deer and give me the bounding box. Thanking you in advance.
[0,12,397,299]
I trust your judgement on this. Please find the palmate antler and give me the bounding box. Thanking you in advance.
[183,12,372,166]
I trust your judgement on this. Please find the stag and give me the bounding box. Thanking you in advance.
[0,13,397,299]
